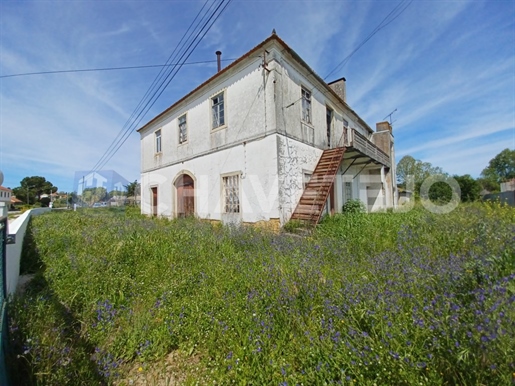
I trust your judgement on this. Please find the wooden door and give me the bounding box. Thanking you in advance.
[151,187,158,216]
[176,175,194,217]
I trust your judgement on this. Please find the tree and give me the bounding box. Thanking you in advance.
[12,176,58,205]
[124,180,140,197]
[82,187,108,205]
[454,174,481,202]
[396,155,445,193]
[481,148,515,187]
[109,190,125,197]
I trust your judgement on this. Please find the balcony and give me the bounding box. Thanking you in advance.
[338,128,390,167]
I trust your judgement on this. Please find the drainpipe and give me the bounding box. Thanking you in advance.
[216,51,222,72]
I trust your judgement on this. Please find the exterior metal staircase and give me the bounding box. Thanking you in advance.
[290,147,345,226]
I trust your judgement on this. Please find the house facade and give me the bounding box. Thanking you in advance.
[138,33,397,228]
[0,186,12,217]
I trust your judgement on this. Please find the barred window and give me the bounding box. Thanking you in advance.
[155,129,162,153]
[301,87,311,124]
[344,181,352,203]
[178,114,187,144]
[212,92,225,129]
[222,174,240,213]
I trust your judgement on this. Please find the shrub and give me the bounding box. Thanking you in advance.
[342,199,366,214]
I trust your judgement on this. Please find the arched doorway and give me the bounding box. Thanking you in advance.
[174,174,195,217]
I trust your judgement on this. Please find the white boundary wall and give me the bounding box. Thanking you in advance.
[6,208,51,295]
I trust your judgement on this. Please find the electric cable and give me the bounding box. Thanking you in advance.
[88,0,232,176]
[0,60,236,79]
[324,0,413,80]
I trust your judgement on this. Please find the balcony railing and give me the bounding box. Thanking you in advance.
[337,128,390,167]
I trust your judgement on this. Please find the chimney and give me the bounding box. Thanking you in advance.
[328,77,346,103]
[376,121,392,133]
[216,51,222,72]
[373,121,393,157]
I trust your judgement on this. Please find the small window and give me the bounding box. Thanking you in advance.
[326,107,333,147]
[178,114,187,144]
[343,119,349,128]
[155,129,162,153]
[212,92,225,129]
[344,181,352,203]
[222,174,240,213]
[301,87,312,124]
[303,172,312,190]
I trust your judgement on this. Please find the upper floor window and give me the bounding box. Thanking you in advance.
[178,114,187,144]
[155,129,162,153]
[326,107,333,147]
[212,92,225,129]
[301,87,312,124]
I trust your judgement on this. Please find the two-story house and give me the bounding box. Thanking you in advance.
[138,32,397,228]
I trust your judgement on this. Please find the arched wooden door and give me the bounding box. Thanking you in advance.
[175,174,195,217]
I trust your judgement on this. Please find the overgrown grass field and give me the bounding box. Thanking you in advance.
[7,204,515,385]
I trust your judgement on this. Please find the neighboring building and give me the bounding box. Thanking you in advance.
[0,186,12,217]
[500,179,515,192]
[138,33,397,228]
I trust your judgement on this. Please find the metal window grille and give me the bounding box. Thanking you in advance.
[155,129,162,153]
[212,93,225,128]
[345,182,352,202]
[178,115,187,143]
[301,88,311,124]
[223,175,240,213]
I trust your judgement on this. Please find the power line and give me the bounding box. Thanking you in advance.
[0,59,237,79]
[89,0,216,175]
[324,0,413,81]
[88,0,233,176]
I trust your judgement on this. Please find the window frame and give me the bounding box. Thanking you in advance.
[155,129,162,154]
[221,173,241,214]
[326,106,333,147]
[178,113,188,144]
[301,87,312,124]
[303,171,313,190]
[211,90,227,130]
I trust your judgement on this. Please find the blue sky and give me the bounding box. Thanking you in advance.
[1,0,514,192]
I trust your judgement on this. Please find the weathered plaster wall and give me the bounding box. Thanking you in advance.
[277,135,322,224]
[140,56,275,174]
[141,134,280,223]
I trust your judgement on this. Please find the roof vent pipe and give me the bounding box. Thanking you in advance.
[216,51,222,72]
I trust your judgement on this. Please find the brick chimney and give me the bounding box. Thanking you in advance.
[328,77,346,103]
[373,121,393,156]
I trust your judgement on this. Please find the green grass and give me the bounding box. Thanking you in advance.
[7,203,515,385]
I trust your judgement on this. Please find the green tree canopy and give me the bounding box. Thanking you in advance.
[481,148,515,186]
[396,155,445,189]
[12,176,58,205]
[82,187,108,205]
[124,180,140,197]
[454,174,481,202]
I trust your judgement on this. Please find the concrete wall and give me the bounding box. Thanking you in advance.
[483,191,515,206]
[6,208,51,295]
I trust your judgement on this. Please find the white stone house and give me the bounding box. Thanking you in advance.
[138,33,397,228]
[0,186,12,217]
